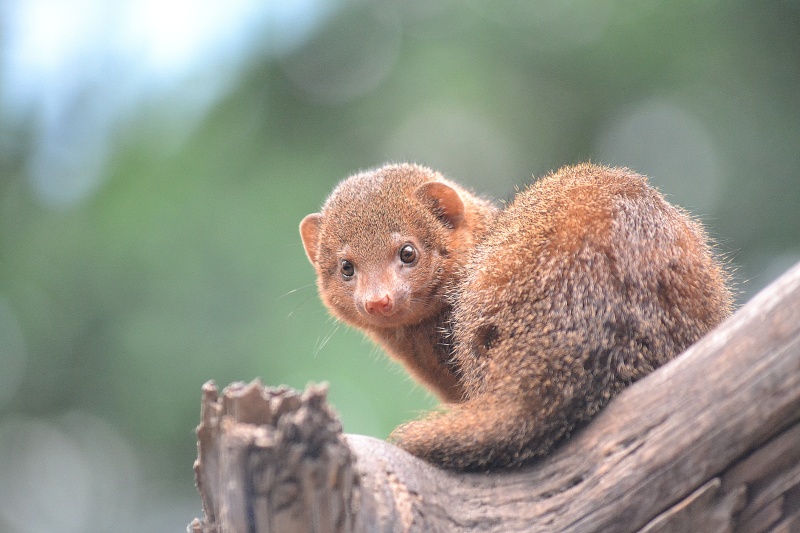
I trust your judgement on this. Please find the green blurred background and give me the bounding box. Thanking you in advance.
[1,1,798,531]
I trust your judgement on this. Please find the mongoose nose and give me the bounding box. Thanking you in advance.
[365,295,393,315]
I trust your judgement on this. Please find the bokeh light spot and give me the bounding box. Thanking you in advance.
[383,106,521,196]
[594,99,723,213]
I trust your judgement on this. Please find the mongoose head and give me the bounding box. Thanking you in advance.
[300,163,475,330]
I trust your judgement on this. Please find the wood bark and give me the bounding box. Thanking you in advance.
[190,261,800,533]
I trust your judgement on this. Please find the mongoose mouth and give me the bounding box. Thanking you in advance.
[359,307,403,326]
[358,305,433,328]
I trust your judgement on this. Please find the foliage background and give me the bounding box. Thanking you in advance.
[1,1,798,531]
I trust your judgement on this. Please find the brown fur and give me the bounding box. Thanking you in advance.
[389,163,733,471]
[300,163,497,402]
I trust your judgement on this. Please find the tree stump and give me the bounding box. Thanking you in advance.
[190,261,800,533]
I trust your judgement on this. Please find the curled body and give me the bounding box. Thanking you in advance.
[300,163,497,402]
[390,163,733,470]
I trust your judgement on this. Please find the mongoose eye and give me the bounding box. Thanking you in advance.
[340,259,355,279]
[399,244,417,265]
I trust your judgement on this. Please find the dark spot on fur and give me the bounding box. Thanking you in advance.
[475,324,499,356]
[606,316,641,342]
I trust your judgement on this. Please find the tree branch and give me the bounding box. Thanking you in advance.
[190,261,800,532]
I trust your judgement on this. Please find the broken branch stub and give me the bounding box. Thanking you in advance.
[190,380,358,533]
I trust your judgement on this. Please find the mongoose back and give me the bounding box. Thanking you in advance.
[300,163,497,402]
[390,162,733,470]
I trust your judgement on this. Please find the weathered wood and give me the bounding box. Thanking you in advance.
[191,261,800,532]
[722,423,800,493]
[190,383,358,533]
[772,508,800,533]
[722,421,800,532]
[636,478,746,533]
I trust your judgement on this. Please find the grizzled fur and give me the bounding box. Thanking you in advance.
[390,163,733,471]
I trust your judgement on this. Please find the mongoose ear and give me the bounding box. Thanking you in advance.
[414,182,465,229]
[299,213,323,264]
